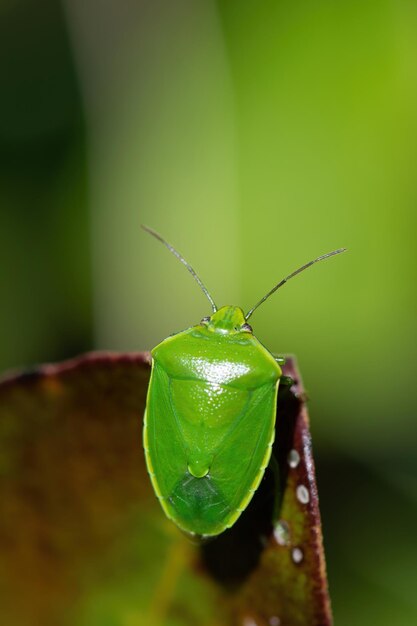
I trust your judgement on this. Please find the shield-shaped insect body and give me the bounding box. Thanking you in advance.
[144,305,282,537]
[142,226,345,538]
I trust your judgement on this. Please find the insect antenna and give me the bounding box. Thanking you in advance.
[245,247,347,321]
[142,225,218,312]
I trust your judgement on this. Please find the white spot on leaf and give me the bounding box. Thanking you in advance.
[296,484,310,504]
[292,547,304,564]
[287,449,300,468]
[273,520,290,546]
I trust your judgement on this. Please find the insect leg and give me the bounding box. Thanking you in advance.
[280,375,295,387]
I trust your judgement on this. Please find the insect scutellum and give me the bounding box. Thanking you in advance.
[141,224,346,327]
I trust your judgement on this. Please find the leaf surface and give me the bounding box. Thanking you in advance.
[0,353,332,626]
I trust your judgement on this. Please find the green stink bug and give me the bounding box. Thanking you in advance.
[143,226,345,538]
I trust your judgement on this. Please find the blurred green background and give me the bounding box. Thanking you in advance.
[1,0,416,624]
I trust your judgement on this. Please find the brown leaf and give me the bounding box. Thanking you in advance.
[0,353,332,626]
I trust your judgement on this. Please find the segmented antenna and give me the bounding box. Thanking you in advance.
[245,248,347,321]
[142,225,218,312]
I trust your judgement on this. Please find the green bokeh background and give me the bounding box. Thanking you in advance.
[1,1,416,624]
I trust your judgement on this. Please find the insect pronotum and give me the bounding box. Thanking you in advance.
[142,225,346,538]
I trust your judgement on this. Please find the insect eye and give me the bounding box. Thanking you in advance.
[241,323,253,333]
[200,316,211,325]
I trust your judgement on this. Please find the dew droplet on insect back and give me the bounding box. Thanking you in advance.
[296,484,310,504]
[273,519,291,546]
[287,448,300,468]
[292,546,304,564]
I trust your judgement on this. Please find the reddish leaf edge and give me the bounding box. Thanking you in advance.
[0,351,152,389]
